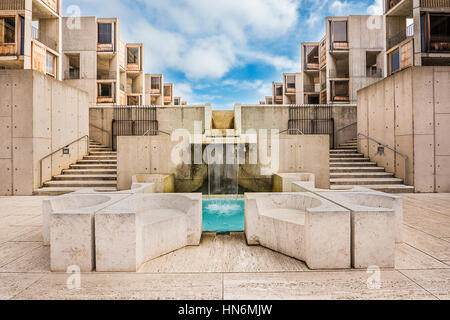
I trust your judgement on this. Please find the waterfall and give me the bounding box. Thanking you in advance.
[207,143,239,197]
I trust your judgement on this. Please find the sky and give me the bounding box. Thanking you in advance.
[63,0,384,109]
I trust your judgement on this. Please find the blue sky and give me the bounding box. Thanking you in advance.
[63,0,383,109]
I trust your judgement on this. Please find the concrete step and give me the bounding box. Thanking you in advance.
[89,148,113,152]
[43,180,117,188]
[330,178,404,186]
[330,172,395,179]
[70,164,117,170]
[330,154,365,158]
[330,150,359,154]
[83,155,117,160]
[330,162,378,167]
[330,167,386,173]
[89,151,117,156]
[335,146,358,150]
[53,174,117,181]
[33,186,117,196]
[77,159,117,164]
[330,158,371,162]
[62,169,117,175]
[330,184,415,194]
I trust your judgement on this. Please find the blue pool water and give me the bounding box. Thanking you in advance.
[202,198,245,232]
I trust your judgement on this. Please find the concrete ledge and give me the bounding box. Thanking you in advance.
[273,173,315,192]
[132,174,175,193]
[244,192,351,270]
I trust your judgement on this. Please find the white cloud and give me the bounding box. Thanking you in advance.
[367,0,383,15]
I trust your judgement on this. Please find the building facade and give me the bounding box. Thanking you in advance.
[0,0,62,80]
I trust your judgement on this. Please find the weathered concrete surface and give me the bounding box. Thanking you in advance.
[358,66,450,192]
[0,194,449,300]
[0,70,89,196]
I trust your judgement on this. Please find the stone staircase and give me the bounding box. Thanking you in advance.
[330,138,415,193]
[34,140,118,196]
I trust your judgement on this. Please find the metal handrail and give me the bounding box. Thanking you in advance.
[357,133,410,185]
[39,135,89,188]
[280,128,305,135]
[143,129,171,136]
[335,122,357,147]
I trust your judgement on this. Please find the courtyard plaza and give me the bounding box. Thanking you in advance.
[0,194,449,300]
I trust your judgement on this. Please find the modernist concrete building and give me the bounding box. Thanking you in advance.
[62,16,145,107]
[0,0,62,80]
[384,0,450,76]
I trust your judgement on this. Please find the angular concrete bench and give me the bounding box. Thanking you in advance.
[45,193,131,272]
[132,174,175,193]
[317,191,400,269]
[245,193,351,270]
[95,193,202,272]
[273,173,315,192]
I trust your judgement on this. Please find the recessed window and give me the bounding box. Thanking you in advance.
[286,76,296,89]
[151,77,160,90]
[127,47,139,64]
[164,85,171,97]
[390,49,400,74]
[46,52,55,76]
[98,83,113,97]
[275,86,283,96]
[98,23,112,44]
[0,17,15,44]
[332,21,347,42]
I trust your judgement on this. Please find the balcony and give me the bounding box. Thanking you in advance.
[332,42,349,51]
[420,0,450,8]
[0,0,25,10]
[64,69,80,80]
[0,44,16,56]
[304,85,319,93]
[329,69,349,79]
[97,71,117,80]
[388,24,414,50]
[31,26,57,51]
[366,67,383,77]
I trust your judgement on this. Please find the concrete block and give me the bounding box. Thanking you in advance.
[132,175,174,193]
[317,192,398,268]
[0,159,13,196]
[244,193,351,270]
[434,71,450,114]
[95,193,202,272]
[272,173,315,192]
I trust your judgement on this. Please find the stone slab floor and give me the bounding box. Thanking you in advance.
[0,194,449,300]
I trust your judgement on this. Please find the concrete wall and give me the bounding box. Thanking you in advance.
[238,104,357,147]
[358,66,450,192]
[0,70,89,195]
[89,105,208,148]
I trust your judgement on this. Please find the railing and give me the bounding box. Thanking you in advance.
[0,0,25,10]
[358,133,410,185]
[335,122,357,147]
[31,27,57,51]
[388,24,414,50]
[366,68,383,78]
[39,135,89,188]
[64,70,80,80]
[329,69,349,78]
[97,71,117,80]
[420,0,450,8]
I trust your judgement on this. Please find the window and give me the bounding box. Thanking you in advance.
[98,23,112,44]
[275,86,283,96]
[286,76,296,89]
[164,85,171,96]
[331,81,349,99]
[306,46,319,65]
[127,47,139,64]
[425,14,450,52]
[0,17,15,44]
[151,77,160,90]
[332,21,347,42]
[174,98,181,105]
[46,52,55,76]
[98,83,113,97]
[390,49,400,74]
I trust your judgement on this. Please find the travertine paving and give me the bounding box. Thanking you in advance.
[0,194,449,300]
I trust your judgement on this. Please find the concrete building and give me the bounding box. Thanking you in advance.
[384,0,450,76]
[163,82,174,105]
[0,0,62,80]
[62,16,145,107]
[318,15,385,104]
[272,82,284,104]
[301,42,321,104]
[145,73,163,105]
[282,72,303,104]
